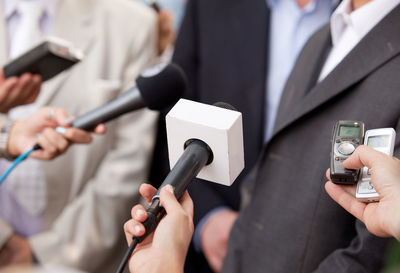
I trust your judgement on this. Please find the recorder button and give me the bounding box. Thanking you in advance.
[338,142,355,155]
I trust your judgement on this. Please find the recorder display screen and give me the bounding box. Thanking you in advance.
[367,135,389,148]
[339,125,360,137]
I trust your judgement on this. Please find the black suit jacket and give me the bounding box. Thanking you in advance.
[148,0,269,271]
[172,0,269,225]
[222,5,400,273]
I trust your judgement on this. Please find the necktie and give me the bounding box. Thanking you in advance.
[9,0,44,59]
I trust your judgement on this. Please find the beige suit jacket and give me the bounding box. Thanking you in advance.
[0,0,158,272]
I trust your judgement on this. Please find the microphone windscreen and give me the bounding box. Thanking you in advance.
[213,102,238,111]
[166,99,244,186]
[137,63,187,110]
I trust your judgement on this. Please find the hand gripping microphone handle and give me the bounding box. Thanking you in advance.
[139,139,212,242]
[34,62,186,147]
[116,139,213,273]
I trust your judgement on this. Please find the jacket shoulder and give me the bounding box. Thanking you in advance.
[96,0,156,28]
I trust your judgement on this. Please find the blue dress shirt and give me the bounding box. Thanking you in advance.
[264,0,336,142]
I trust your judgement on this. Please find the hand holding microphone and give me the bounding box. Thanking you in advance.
[117,99,244,273]
[8,107,105,160]
[0,63,186,183]
[124,184,193,273]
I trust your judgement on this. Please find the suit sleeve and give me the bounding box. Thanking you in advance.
[312,220,390,272]
[28,8,159,271]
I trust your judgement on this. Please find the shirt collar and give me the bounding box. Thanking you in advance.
[267,0,339,13]
[3,0,59,19]
[330,0,400,46]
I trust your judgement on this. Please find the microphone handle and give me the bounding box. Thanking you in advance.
[72,87,145,130]
[116,140,212,273]
[138,139,212,242]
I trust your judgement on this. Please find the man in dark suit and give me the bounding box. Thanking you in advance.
[221,0,400,272]
[149,0,337,272]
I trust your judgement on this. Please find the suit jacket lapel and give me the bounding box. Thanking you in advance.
[272,4,400,139]
[35,0,95,107]
[273,24,331,132]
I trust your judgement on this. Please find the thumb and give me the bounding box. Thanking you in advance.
[159,185,182,214]
[343,145,388,170]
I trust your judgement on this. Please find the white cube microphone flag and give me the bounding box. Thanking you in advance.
[117,99,244,273]
[166,99,244,186]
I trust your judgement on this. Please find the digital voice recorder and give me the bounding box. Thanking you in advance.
[356,128,396,202]
[4,37,83,82]
[330,120,365,184]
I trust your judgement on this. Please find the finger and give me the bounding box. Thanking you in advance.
[24,82,41,104]
[326,168,331,181]
[0,77,18,94]
[62,128,93,143]
[10,73,32,95]
[159,185,185,214]
[4,74,32,109]
[124,219,145,244]
[324,169,357,196]
[180,190,194,219]
[0,78,17,103]
[35,107,58,128]
[343,145,389,170]
[53,108,73,127]
[130,204,148,222]
[139,183,157,204]
[42,128,69,153]
[93,124,106,135]
[35,134,59,159]
[17,75,41,103]
[28,74,42,102]
[325,181,367,223]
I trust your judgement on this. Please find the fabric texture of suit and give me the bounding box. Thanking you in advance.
[222,4,400,273]
[0,0,158,272]
[148,0,269,271]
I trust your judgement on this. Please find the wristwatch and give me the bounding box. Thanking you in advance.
[0,119,16,160]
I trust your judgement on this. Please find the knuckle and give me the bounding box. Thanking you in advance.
[123,221,129,231]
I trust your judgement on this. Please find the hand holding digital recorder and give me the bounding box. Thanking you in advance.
[3,37,83,82]
[330,120,396,203]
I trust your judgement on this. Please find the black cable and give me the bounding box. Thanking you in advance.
[116,198,164,273]
[116,238,140,273]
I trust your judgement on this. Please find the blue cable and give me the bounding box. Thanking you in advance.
[0,147,36,185]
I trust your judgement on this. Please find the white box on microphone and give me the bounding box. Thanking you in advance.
[166,99,244,186]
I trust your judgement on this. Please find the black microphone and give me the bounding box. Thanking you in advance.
[72,63,186,130]
[32,63,186,152]
[116,100,245,273]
